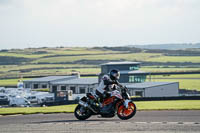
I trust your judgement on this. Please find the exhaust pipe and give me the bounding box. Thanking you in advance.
[79,100,98,113]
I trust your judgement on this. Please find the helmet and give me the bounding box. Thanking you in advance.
[110,69,120,80]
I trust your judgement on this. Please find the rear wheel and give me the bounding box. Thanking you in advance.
[117,102,136,120]
[74,104,92,120]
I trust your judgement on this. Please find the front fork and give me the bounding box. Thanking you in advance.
[115,98,131,111]
[124,99,132,108]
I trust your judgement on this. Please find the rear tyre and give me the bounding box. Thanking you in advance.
[74,104,92,120]
[117,102,136,120]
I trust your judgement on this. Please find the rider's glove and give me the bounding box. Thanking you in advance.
[113,80,123,88]
[118,84,123,88]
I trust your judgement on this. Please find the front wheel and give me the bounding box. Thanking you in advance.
[117,102,136,120]
[74,104,92,120]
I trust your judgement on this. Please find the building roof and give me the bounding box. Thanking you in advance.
[101,61,141,66]
[24,76,76,82]
[122,82,178,89]
[52,78,98,85]
[120,70,149,75]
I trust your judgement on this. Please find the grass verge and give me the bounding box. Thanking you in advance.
[0,104,76,115]
[0,100,200,116]
[135,100,200,110]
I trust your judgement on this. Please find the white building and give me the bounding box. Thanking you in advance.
[23,76,98,101]
[23,76,78,89]
[124,82,179,97]
[51,78,98,100]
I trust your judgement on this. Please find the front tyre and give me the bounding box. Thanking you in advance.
[74,104,92,120]
[117,102,136,120]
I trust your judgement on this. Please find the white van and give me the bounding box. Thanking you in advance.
[9,96,30,107]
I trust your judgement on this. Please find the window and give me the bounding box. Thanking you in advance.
[70,86,76,94]
[129,75,146,83]
[129,65,139,70]
[42,84,47,88]
[0,96,6,99]
[135,77,139,83]
[141,75,146,82]
[88,88,93,93]
[57,91,66,97]
[33,84,39,89]
[135,91,143,97]
[61,86,66,91]
[79,87,85,94]
[27,96,36,100]
[25,83,30,88]
[129,76,134,82]
[52,86,58,92]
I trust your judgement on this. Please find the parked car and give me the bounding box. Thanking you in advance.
[0,93,8,101]
[26,96,38,104]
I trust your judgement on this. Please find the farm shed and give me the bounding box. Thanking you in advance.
[23,75,98,101]
[23,75,78,89]
[51,77,98,100]
[123,82,179,97]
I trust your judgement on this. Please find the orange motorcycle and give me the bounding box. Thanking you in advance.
[74,86,136,120]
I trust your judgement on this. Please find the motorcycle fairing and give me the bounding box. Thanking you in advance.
[111,90,122,99]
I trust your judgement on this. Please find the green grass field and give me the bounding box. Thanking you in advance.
[146,56,200,63]
[153,79,200,91]
[0,78,31,86]
[0,100,199,115]
[32,53,160,64]
[0,104,76,115]
[141,67,200,72]
[146,74,200,91]
[0,47,200,91]
[0,47,120,59]
[135,100,200,110]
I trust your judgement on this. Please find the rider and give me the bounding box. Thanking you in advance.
[96,69,123,104]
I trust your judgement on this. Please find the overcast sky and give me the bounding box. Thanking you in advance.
[0,0,200,49]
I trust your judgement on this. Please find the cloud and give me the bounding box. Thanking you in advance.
[0,0,13,4]
[0,0,200,49]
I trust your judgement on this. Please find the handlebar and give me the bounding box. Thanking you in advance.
[118,85,128,92]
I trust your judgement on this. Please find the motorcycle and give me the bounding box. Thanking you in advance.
[74,86,136,120]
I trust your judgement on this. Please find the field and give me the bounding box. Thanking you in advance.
[141,67,200,72]
[0,47,200,91]
[135,100,200,110]
[146,56,200,63]
[0,100,200,115]
[0,79,26,86]
[145,74,200,91]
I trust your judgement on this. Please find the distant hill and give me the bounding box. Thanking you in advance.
[129,43,200,50]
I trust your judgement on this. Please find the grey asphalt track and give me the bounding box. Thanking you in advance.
[0,110,200,133]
